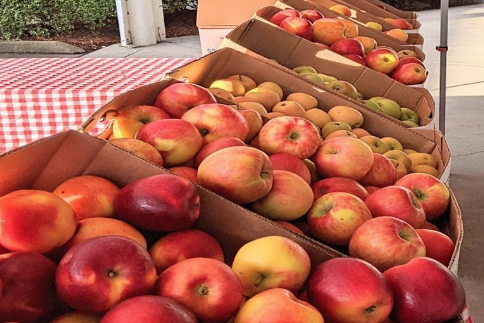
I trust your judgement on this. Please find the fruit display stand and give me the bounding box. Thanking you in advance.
[219,19,435,128]
[304,0,422,33]
[273,0,425,48]
[0,130,467,323]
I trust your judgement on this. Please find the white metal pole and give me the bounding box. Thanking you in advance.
[438,0,449,134]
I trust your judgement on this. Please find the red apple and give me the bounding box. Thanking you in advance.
[276,221,304,234]
[50,311,103,323]
[156,257,243,323]
[392,19,412,30]
[416,229,455,266]
[0,252,58,323]
[53,175,120,221]
[181,103,249,146]
[384,257,466,323]
[308,192,372,246]
[365,186,426,228]
[366,186,381,195]
[136,119,203,167]
[0,190,77,253]
[112,105,170,139]
[259,116,322,159]
[155,83,217,118]
[194,136,246,168]
[149,229,224,273]
[168,166,199,184]
[344,54,367,65]
[308,258,394,323]
[398,57,425,68]
[198,146,273,204]
[300,10,324,23]
[395,173,450,220]
[114,174,200,231]
[314,137,375,181]
[349,216,426,271]
[359,153,398,188]
[234,288,324,323]
[56,236,157,313]
[250,170,314,221]
[391,63,427,85]
[100,295,197,323]
[0,244,9,254]
[269,9,300,26]
[312,177,369,201]
[421,221,441,231]
[269,153,311,184]
[280,17,314,41]
[330,38,365,57]
[60,217,147,256]
[110,138,164,166]
[365,47,400,74]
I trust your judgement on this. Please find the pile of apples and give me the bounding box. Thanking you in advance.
[267,8,427,85]
[0,171,466,323]
[290,64,422,126]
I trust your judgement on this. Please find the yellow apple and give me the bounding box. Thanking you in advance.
[328,105,364,128]
[286,93,319,110]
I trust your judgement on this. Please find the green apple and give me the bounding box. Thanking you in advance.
[322,121,352,138]
[318,74,338,84]
[303,73,326,85]
[293,66,318,74]
[363,100,382,112]
[376,99,402,119]
[327,81,359,100]
[359,135,389,154]
[400,108,419,124]
[369,96,386,103]
[403,120,419,127]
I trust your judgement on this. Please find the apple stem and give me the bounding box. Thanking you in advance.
[365,305,377,314]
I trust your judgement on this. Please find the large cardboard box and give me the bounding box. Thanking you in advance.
[0,131,465,322]
[196,0,276,55]
[304,0,421,33]
[79,48,450,184]
[271,0,425,48]
[219,19,435,128]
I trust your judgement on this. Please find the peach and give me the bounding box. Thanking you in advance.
[112,105,169,139]
[0,190,77,253]
[54,175,120,221]
[149,229,224,273]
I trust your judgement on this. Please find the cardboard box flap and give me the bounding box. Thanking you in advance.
[273,0,425,48]
[197,0,276,28]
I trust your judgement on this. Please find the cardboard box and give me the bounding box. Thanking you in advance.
[196,0,276,55]
[304,0,421,33]
[343,0,418,20]
[219,19,435,128]
[271,0,424,48]
[79,48,450,184]
[0,130,465,322]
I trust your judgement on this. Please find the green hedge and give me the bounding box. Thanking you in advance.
[0,0,198,40]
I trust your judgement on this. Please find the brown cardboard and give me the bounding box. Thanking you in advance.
[304,0,421,32]
[0,131,464,322]
[219,19,434,128]
[269,1,424,47]
[344,0,418,20]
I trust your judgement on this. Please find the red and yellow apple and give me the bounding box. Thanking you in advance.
[168,166,199,184]
[416,229,455,266]
[359,153,398,187]
[269,9,300,26]
[312,177,369,201]
[313,18,347,46]
[365,47,400,74]
[280,17,314,41]
[110,138,164,166]
[112,105,169,139]
[194,136,246,168]
[269,153,311,184]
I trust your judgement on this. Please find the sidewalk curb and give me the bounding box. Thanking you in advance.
[0,41,85,54]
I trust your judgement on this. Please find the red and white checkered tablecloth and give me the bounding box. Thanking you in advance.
[0,57,194,153]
